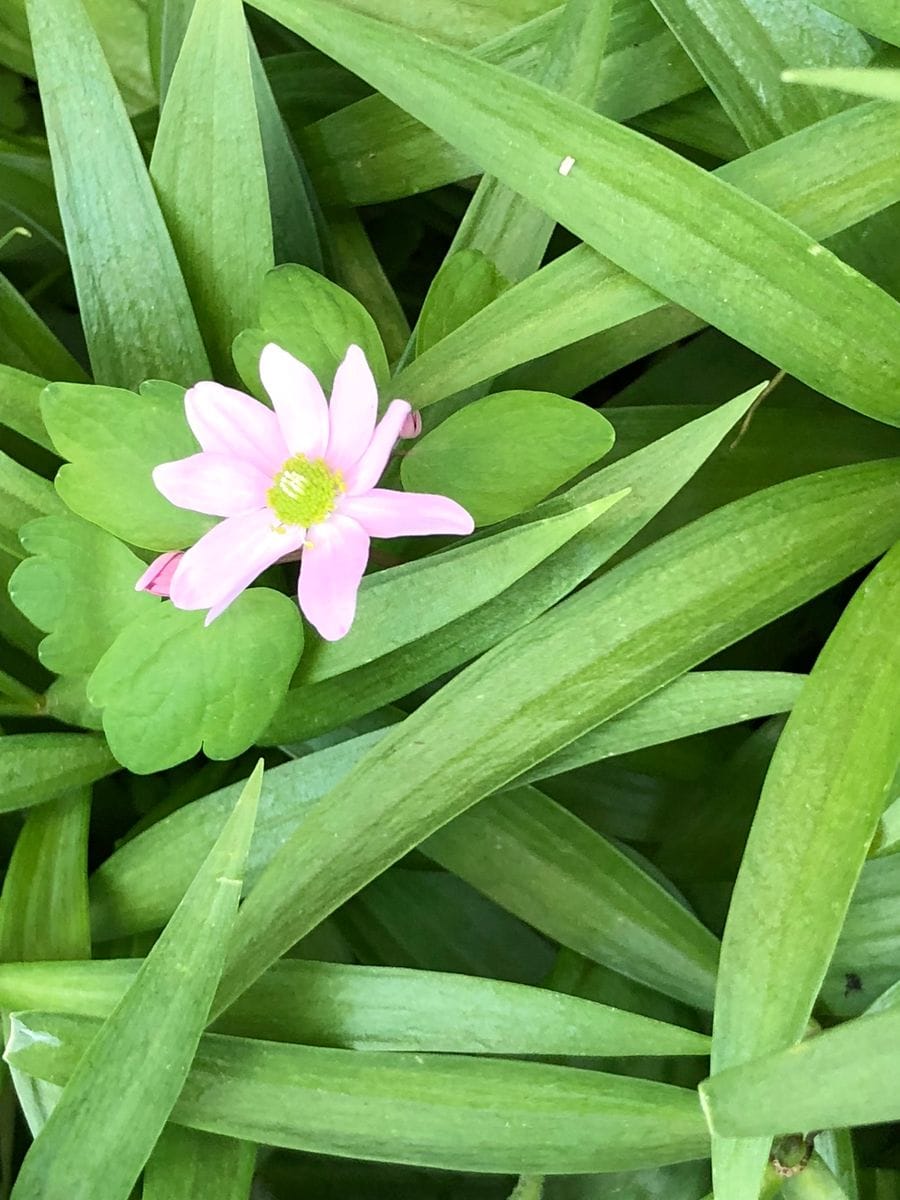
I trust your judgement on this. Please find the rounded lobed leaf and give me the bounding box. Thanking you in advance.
[401,390,616,524]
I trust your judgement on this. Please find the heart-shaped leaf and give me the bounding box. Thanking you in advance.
[42,376,217,549]
[233,264,388,397]
[41,379,215,552]
[401,390,616,524]
[9,515,158,675]
[416,249,508,355]
[88,590,303,773]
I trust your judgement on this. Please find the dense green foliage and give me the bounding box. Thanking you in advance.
[0,0,898,1197]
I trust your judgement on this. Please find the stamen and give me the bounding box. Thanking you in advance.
[267,455,343,528]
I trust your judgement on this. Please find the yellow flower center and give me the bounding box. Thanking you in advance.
[267,454,344,529]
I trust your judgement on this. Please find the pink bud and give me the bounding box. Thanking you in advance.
[135,550,183,597]
[399,409,422,439]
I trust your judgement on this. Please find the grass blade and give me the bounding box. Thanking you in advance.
[709,542,900,1200]
[0,735,117,815]
[422,786,720,1008]
[251,0,900,425]
[25,0,209,387]
[393,100,900,409]
[143,1127,255,1200]
[701,1007,900,1137]
[0,957,711,1057]
[216,460,900,1011]
[648,0,870,148]
[6,1012,710,1174]
[6,763,262,1200]
[150,0,273,376]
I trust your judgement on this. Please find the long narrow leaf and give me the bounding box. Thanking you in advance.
[6,1012,710,1174]
[701,1007,900,1137]
[89,672,799,942]
[215,461,900,1012]
[150,0,273,376]
[250,0,900,425]
[25,0,208,387]
[0,957,711,1057]
[6,764,261,1200]
[709,541,900,1200]
[648,0,870,148]
[422,786,720,1008]
[262,388,762,742]
[394,100,900,408]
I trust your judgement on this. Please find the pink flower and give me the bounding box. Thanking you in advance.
[135,550,183,597]
[150,344,474,640]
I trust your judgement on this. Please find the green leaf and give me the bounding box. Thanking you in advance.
[401,390,616,525]
[344,867,552,983]
[24,0,209,387]
[4,764,261,1200]
[216,459,900,1012]
[823,855,900,1015]
[233,264,388,396]
[0,735,116,815]
[0,783,92,1136]
[648,0,871,149]
[88,591,303,773]
[85,677,798,943]
[143,1127,256,1200]
[423,786,720,1008]
[631,88,749,159]
[783,68,900,103]
[0,362,54,451]
[416,250,508,356]
[391,96,900,420]
[88,731,385,941]
[6,1011,709,1175]
[521,669,804,785]
[812,0,900,46]
[249,36,323,273]
[264,388,763,739]
[43,676,103,733]
[0,136,62,261]
[10,515,159,675]
[0,365,53,452]
[41,380,216,552]
[0,789,91,960]
[0,271,88,383]
[328,209,409,364]
[298,0,558,48]
[0,956,711,1057]
[0,450,61,557]
[443,0,613,287]
[302,3,703,207]
[149,0,273,377]
[150,0,196,104]
[299,492,628,684]
[263,388,762,742]
[709,542,900,1200]
[700,1007,900,1137]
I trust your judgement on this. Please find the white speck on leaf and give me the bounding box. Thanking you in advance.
[558,155,576,176]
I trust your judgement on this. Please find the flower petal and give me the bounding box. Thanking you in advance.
[344,398,411,495]
[399,409,422,439]
[185,381,286,475]
[152,453,271,517]
[169,508,305,622]
[135,550,183,597]
[341,488,474,538]
[325,344,379,474]
[298,514,370,641]
[259,342,329,459]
